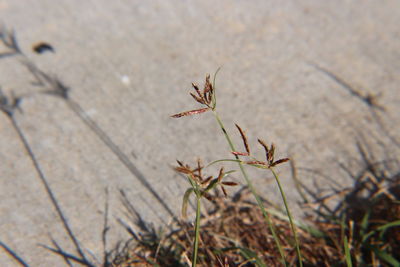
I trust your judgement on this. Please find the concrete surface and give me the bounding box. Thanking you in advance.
[1,0,400,266]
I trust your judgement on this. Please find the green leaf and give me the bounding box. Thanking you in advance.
[362,220,400,243]
[371,246,400,267]
[360,209,371,238]
[186,174,200,193]
[220,246,266,267]
[246,163,268,169]
[203,170,236,192]
[238,246,267,267]
[377,220,400,237]
[204,178,219,192]
[182,188,194,219]
[211,67,222,109]
[223,170,237,176]
[206,159,242,167]
[344,236,353,267]
[301,224,325,238]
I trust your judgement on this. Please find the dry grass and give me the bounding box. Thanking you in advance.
[110,158,400,267]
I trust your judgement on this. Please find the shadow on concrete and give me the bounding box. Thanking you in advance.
[0,241,29,267]
[0,25,175,266]
[0,89,94,266]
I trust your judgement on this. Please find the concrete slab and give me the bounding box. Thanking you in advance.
[1,0,399,265]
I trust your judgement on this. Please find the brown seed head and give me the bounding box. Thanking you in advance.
[271,158,290,167]
[232,151,249,156]
[267,143,275,164]
[221,181,239,186]
[245,160,267,166]
[258,139,269,153]
[217,167,224,182]
[171,107,210,118]
[190,92,205,104]
[236,124,250,155]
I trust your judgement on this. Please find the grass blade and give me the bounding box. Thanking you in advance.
[362,220,400,243]
[192,196,201,267]
[182,188,194,219]
[238,246,267,267]
[370,246,400,266]
[344,236,353,267]
[270,168,303,266]
[206,159,242,167]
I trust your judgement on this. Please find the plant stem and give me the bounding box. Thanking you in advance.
[192,195,201,267]
[271,168,303,267]
[212,110,287,265]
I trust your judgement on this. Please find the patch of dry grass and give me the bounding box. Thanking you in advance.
[111,165,399,266]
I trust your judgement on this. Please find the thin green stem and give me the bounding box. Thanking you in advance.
[212,110,287,265]
[192,195,201,267]
[271,168,303,267]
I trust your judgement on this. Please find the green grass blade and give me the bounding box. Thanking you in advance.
[192,196,201,267]
[344,236,353,267]
[360,209,371,239]
[301,224,325,238]
[270,168,303,267]
[182,188,194,219]
[204,178,219,192]
[238,246,267,267]
[376,220,400,234]
[371,246,400,267]
[206,159,242,167]
[223,170,237,176]
[211,67,222,109]
[340,214,347,248]
[362,220,400,243]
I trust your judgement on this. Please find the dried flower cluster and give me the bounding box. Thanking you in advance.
[233,124,290,168]
[175,159,237,200]
[171,74,215,118]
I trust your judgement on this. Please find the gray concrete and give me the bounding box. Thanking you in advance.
[1,0,399,266]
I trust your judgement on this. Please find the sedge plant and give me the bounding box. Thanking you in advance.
[174,160,238,267]
[172,71,303,266]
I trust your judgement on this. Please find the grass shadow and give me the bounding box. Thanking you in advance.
[0,89,93,266]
